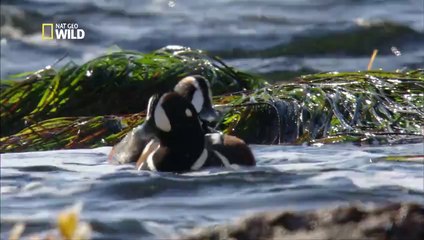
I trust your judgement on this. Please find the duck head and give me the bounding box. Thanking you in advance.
[138,92,207,172]
[174,75,219,122]
[141,92,204,147]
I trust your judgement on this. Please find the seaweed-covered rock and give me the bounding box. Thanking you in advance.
[183,203,424,240]
[218,70,424,145]
[0,46,263,137]
[1,46,423,152]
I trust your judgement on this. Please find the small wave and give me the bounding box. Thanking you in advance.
[213,21,423,59]
[14,165,74,172]
[1,5,45,37]
[310,169,424,192]
[88,167,308,200]
[90,219,153,240]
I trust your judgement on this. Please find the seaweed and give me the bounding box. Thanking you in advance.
[216,70,424,145]
[1,46,263,137]
[1,47,423,152]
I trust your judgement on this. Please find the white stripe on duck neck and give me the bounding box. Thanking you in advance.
[190,148,208,171]
[213,150,240,170]
[138,141,160,171]
[147,151,158,171]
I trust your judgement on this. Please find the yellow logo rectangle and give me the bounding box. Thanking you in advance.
[41,23,54,40]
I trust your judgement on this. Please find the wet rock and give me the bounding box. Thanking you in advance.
[183,203,424,240]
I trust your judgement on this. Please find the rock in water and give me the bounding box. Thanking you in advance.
[183,203,424,240]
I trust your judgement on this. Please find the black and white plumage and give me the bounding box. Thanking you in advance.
[135,92,255,173]
[108,75,218,165]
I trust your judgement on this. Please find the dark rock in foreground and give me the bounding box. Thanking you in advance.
[183,203,424,240]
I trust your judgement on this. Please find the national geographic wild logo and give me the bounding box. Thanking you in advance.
[41,23,85,40]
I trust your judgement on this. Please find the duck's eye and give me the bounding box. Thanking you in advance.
[185,108,193,117]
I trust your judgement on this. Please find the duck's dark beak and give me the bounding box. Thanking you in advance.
[198,108,219,122]
[196,83,219,122]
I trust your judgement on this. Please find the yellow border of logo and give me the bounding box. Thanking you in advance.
[41,23,54,40]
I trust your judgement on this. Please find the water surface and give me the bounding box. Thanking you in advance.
[1,0,423,78]
[1,143,423,239]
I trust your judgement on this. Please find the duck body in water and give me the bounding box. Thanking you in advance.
[108,75,218,165]
[136,92,255,173]
[109,75,255,172]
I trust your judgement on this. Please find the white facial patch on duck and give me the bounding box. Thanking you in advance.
[185,108,193,117]
[154,97,172,132]
[191,81,204,113]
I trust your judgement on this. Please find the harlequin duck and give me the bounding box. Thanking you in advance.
[136,92,255,172]
[173,75,218,123]
[108,75,218,164]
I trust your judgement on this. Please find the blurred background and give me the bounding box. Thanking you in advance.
[1,0,423,79]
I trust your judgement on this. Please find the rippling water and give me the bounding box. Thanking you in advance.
[1,143,423,239]
[1,0,424,78]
